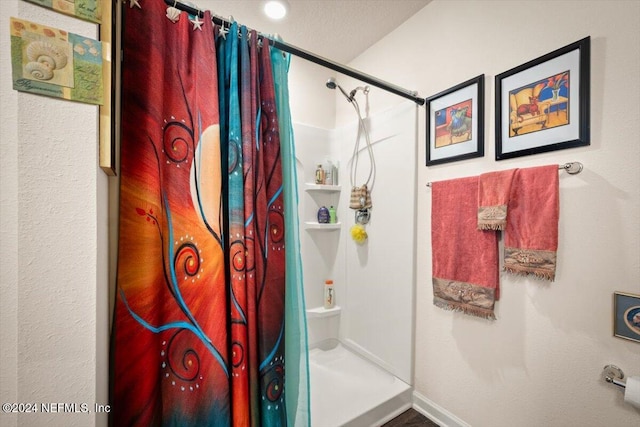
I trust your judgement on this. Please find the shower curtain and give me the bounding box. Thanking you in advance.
[111,2,309,426]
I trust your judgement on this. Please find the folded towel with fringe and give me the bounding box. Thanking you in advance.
[477,169,517,230]
[504,165,559,281]
[431,176,500,320]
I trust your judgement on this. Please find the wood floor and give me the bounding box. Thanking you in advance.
[382,409,440,427]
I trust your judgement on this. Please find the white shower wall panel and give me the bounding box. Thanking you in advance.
[338,102,417,385]
[294,102,417,383]
[293,123,346,347]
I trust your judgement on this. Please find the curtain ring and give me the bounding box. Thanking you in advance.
[217,19,229,39]
[166,1,181,23]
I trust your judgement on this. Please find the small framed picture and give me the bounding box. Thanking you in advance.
[495,37,590,160]
[425,75,484,166]
[613,291,640,343]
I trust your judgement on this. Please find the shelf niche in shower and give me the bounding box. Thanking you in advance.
[304,183,341,192]
[306,305,342,318]
[304,221,341,230]
[304,183,341,230]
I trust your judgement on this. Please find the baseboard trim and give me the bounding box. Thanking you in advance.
[340,386,412,427]
[412,391,471,427]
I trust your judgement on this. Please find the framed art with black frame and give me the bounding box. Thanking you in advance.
[425,75,484,166]
[495,37,590,160]
[613,291,640,343]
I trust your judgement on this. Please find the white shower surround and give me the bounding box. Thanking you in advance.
[296,101,418,425]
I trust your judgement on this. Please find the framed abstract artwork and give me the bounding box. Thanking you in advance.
[495,37,590,160]
[613,291,640,343]
[425,75,484,166]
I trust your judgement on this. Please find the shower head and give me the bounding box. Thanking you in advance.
[326,77,353,103]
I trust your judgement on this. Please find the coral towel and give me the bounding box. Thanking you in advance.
[477,169,517,230]
[504,165,559,281]
[431,176,499,319]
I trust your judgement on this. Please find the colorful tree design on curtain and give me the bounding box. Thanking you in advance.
[111,2,291,426]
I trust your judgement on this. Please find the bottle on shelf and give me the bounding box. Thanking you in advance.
[315,164,325,184]
[332,162,338,185]
[317,206,330,224]
[324,160,333,185]
[329,206,337,224]
[324,279,335,309]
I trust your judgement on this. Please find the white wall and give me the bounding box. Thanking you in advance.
[336,1,639,426]
[0,2,109,427]
[289,57,336,129]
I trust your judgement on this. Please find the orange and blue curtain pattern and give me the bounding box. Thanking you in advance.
[111,2,285,426]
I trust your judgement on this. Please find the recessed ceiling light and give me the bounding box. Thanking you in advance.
[264,0,289,20]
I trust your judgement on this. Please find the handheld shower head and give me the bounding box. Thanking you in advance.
[325,77,353,103]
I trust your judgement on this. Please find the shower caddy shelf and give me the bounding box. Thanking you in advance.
[304,183,341,230]
[304,183,341,192]
[306,305,342,318]
[304,222,342,230]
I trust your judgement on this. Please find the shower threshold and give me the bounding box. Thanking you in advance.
[309,339,412,427]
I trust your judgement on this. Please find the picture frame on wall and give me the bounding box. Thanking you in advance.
[22,0,103,24]
[99,0,118,176]
[613,291,640,343]
[10,17,104,105]
[425,74,484,166]
[495,36,590,160]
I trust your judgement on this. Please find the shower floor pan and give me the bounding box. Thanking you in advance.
[309,339,412,427]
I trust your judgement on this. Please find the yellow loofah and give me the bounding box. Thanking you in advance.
[350,224,368,244]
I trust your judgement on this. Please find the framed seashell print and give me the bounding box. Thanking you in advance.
[10,16,114,174]
[10,17,104,106]
[22,0,103,24]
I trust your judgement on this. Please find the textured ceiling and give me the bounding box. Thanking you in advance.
[184,0,431,63]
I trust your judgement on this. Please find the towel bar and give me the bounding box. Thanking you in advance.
[425,161,583,187]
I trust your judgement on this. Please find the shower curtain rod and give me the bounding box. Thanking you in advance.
[425,162,584,187]
[163,0,425,105]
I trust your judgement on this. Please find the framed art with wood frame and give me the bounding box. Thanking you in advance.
[613,291,640,343]
[23,0,104,23]
[425,75,484,166]
[99,0,120,175]
[495,37,590,161]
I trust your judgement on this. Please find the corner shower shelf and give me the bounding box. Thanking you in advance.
[306,305,342,318]
[304,221,342,230]
[304,183,341,192]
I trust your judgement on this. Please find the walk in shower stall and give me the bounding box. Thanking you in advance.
[296,101,418,426]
